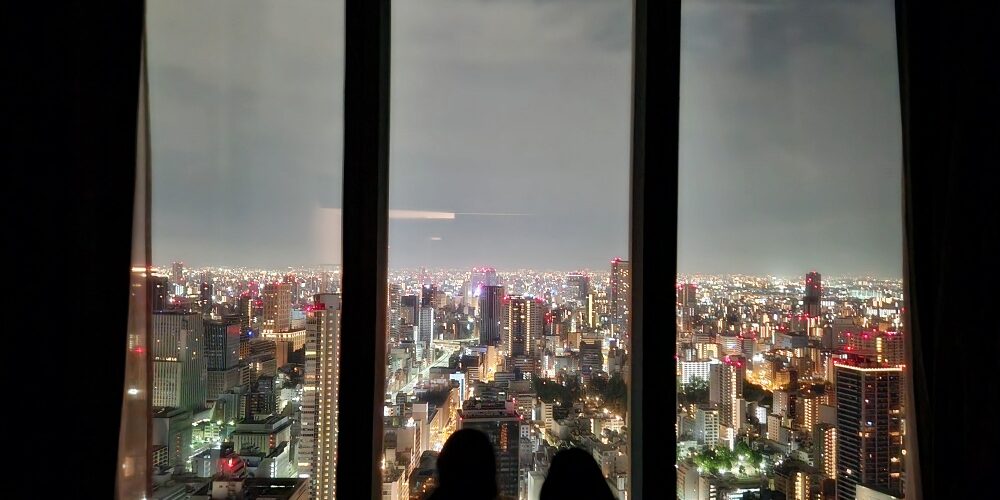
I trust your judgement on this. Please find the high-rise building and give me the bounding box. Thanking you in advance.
[842,330,905,366]
[610,258,631,339]
[149,274,170,312]
[458,400,521,499]
[300,293,341,500]
[262,283,292,334]
[804,272,822,318]
[502,295,544,357]
[205,315,243,400]
[580,337,604,376]
[388,284,402,346]
[401,294,419,327]
[720,355,746,435]
[835,361,903,500]
[564,272,590,304]
[418,306,435,362]
[478,285,504,347]
[814,423,838,480]
[171,261,184,287]
[677,283,697,331]
[469,267,500,298]
[152,311,207,412]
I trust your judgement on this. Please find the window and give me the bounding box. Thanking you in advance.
[385,1,633,499]
[675,2,906,500]
[135,1,345,498]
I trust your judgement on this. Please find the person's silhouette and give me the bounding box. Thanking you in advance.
[427,428,498,500]
[540,447,616,500]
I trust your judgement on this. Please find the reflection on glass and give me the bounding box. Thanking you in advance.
[143,1,343,498]
[386,1,633,499]
[676,2,905,500]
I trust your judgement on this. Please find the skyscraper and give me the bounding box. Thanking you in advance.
[677,283,697,331]
[418,306,435,362]
[152,311,207,412]
[478,285,504,347]
[388,284,402,346]
[610,258,631,339]
[149,274,170,312]
[171,261,184,288]
[564,272,591,304]
[502,295,544,357]
[204,315,242,400]
[262,283,292,334]
[458,400,522,499]
[835,361,903,500]
[804,272,822,317]
[469,267,500,298]
[301,293,341,500]
[579,337,603,376]
[720,355,746,439]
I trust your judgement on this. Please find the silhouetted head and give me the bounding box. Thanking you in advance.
[428,429,497,500]
[540,447,616,500]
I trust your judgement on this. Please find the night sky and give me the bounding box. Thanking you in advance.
[148,0,901,277]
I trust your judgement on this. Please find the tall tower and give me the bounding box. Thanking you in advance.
[204,315,242,400]
[564,272,591,304]
[152,311,206,412]
[301,293,341,500]
[835,361,903,500]
[148,274,169,312]
[418,306,435,362]
[262,283,292,334]
[610,258,631,339]
[677,283,698,331]
[170,261,184,288]
[388,283,402,346]
[478,285,504,347]
[502,295,544,357]
[804,272,822,317]
[720,355,746,437]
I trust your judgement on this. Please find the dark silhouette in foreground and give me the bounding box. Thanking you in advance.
[540,447,616,500]
[427,428,498,500]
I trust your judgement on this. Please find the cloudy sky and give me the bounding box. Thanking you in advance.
[148,0,901,277]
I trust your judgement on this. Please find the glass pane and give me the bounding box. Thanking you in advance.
[145,1,343,498]
[676,2,905,500]
[387,1,634,499]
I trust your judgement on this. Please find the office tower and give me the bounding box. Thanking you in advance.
[804,272,822,317]
[418,306,435,362]
[171,261,184,287]
[835,362,903,500]
[199,281,213,313]
[283,273,300,304]
[579,337,604,376]
[388,284,401,346]
[610,258,631,339]
[843,330,905,366]
[469,267,500,298]
[204,315,242,400]
[478,285,504,347]
[262,283,292,334]
[152,311,207,412]
[502,295,544,356]
[564,272,590,304]
[401,294,419,327]
[720,355,746,434]
[301,293,341,500]
[458,400,521,499]
[149,274,169,312]
[677,283,697,331]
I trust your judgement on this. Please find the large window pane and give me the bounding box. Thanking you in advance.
[145,1,343,498]
[386,1,633,499]
[676,2,906,500]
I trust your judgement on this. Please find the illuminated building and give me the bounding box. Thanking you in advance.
[262,283,292,334]
[677,283,697,331]
[835,362,903,500]
[502,295,544,356]
[842,330,905,366]
[814,423,837,480]
[300,293,341,500]
[388,283,401,345]
[695,407,720,446]
[205,315,243,400]
[152,311,206,412]
[804,272,821,318]
[149,274,169,312]
[458,400,522,499]
[564,272,591,304]
[418,305,434,362]
[171,261,184,287]
[720,355,746,433]
[478,285,504,347]
[579,337,603,377]
[610,258,631,339]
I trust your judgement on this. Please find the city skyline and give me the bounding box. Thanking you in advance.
[148,0,902,277]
